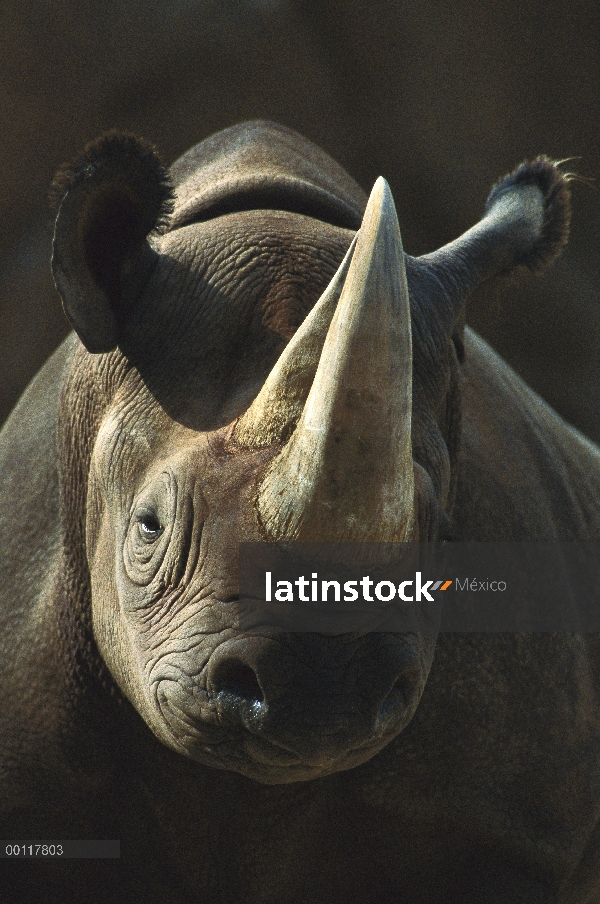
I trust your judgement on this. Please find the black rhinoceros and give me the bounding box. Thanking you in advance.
[2,121,600,903]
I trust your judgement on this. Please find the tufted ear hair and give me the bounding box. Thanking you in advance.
[50,131,174,353]
[416,156,572,334]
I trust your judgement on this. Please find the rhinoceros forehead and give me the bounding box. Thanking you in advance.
[93,382,208,491]
[167,120,367,232]
[124,211,354,431]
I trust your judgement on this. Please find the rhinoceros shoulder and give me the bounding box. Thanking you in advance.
[0,334,76,625]
[454,327,600,540]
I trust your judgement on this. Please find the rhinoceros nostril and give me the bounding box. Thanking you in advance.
[212,659,265,705]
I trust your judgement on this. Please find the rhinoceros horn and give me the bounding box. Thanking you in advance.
[237,177,415,542]
[234,233,358,449]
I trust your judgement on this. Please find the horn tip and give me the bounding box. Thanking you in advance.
[369,175,391,203]
[362,177,399,231]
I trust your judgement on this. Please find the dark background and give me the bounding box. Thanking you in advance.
[2,0,599,439]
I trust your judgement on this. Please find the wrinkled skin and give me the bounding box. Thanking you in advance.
[2,123,600,903]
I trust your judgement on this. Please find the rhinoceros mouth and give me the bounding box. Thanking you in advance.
[242,733,306,767]
[240,722,404,772]
[177,723,398,783]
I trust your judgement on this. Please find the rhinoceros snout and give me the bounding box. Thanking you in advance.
[205,634,428,770]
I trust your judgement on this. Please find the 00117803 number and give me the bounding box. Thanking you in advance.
[5,844,63,856]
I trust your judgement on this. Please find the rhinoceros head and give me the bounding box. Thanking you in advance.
[50,122,570,782]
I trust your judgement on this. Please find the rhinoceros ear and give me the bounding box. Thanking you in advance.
[419,157,572,333]
[50,132,174,353]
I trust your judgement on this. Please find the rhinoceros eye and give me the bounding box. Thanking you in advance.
[124,473,176,585]
[137,512,163,542]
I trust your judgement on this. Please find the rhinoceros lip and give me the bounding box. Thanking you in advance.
[242,733,305,767]
[240,730,386,774]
